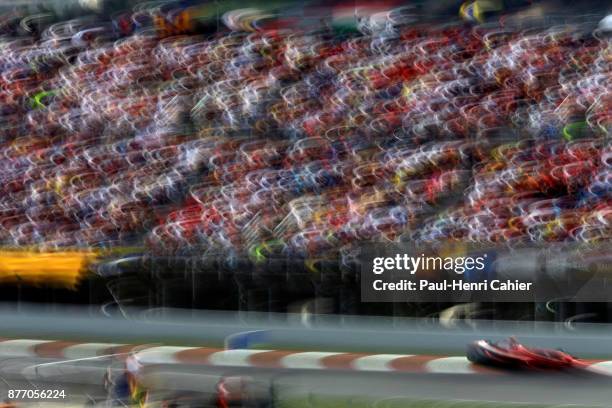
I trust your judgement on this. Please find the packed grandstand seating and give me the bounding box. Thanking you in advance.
[0,2,608,316]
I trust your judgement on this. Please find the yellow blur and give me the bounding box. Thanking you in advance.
[0,250,97,288]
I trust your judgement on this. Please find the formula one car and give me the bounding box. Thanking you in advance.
[467,337,582,370]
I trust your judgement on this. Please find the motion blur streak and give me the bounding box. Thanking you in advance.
[0,250,95,287]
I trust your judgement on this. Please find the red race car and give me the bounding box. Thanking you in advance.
[467,337,583,370]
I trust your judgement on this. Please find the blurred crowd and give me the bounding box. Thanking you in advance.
[0,1,608,265]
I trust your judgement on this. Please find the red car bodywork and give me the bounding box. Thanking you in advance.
[467,338,584,370]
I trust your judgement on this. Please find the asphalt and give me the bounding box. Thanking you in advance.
[2,306,612,406]
[2,305,612,358]
[2,356,612,406]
